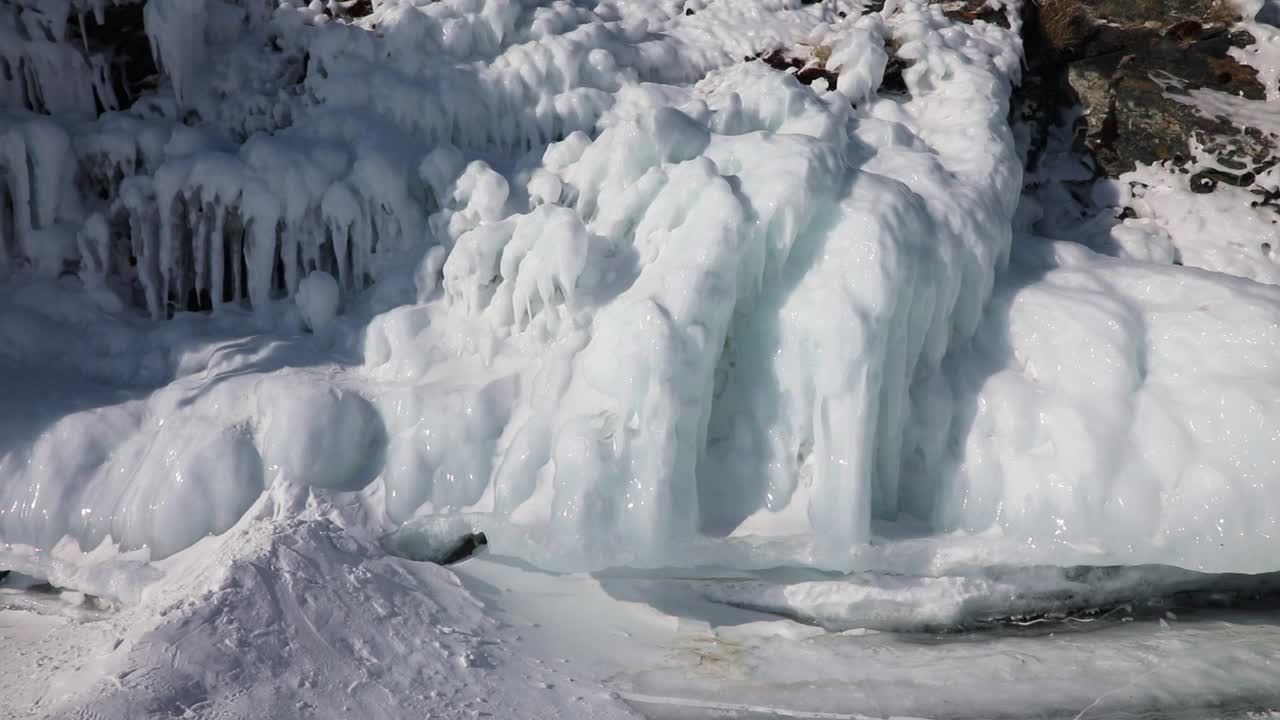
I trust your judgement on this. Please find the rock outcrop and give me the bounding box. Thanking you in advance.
[1025,0,1278,208]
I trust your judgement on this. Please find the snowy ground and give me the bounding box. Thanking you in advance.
[3,0,1280,717]
[5,513,1280,719]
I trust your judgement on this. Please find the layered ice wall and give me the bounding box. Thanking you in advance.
[366,3,1024,567]
[2,0,1279,575]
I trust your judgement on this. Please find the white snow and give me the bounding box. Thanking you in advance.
[1,489,642,720]
[2,0,1280,717]
[1236,0,1280,99]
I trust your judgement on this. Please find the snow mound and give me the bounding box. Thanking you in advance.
[4,490,637,720]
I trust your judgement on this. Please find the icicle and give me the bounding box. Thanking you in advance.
[0,131,33,245]
[352,199,375,289]
[302,226,320,275]
[0,121,75,270]
[281,225,300,296]
[332,223,350,289]
[91,56,117,112]
[210,205,226,308]
[144,0,207,107]
[244,207,280,310]
[174,217,191,312]
[194,199,213,299]
[0,122,74,273]
[322,181,362,289]
[44,1,72,44]
[0,58,18,109]
[157,193,178,315]
[78,12,90,55]
[0,177,11,275]
[129,207,162,319]
[22,61,39,112]
[191,199,205,296]
[230,221,244,305]
[76,212,110,278]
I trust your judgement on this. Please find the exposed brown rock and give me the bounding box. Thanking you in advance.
[753,49,840,88]
[932,0,1012,28]
[341,0,375,19]
[1068,33,1270,179]
[1012,0,1277,203]
[750,42,911,98]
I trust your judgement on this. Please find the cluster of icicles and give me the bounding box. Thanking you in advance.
[1,114,427,317]
[0,0,664,315]
[0,0,408,315]
[1,0,124,118]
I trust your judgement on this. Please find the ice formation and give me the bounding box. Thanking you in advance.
[1,0,1279,580]
[936,237,1280,573]
[1,1,120,117]
[366,2,1027,567]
